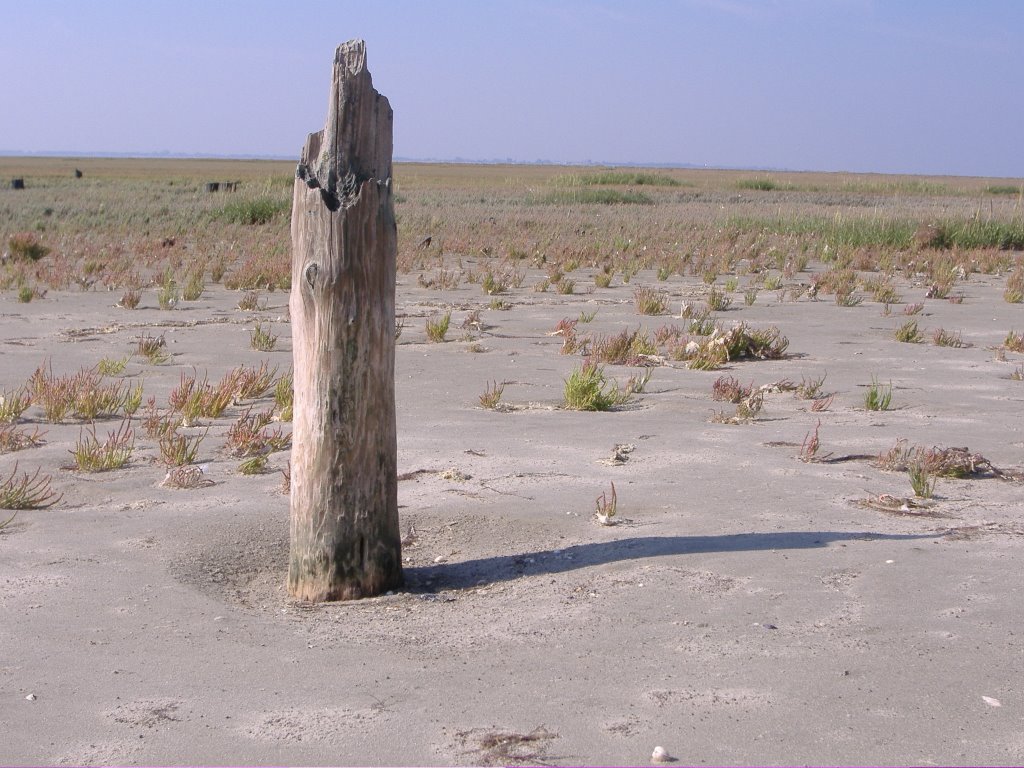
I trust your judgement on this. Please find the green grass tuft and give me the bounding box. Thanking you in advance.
[216,196,290,225]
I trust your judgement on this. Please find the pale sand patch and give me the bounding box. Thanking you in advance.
[2,269,1024,766]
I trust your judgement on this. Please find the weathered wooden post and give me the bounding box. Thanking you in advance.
[287,39,402,601]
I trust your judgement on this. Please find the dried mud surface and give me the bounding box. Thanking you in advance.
[2,265,1023,766]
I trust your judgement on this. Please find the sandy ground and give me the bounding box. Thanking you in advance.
[1,263,1023,766]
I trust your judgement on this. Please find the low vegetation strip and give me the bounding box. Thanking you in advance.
[532,188,654,205]
[553,171,682,187]
[214,195,291,225]
[727,215,1024,251]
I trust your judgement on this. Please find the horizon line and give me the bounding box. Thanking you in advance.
[0,150,1019,180]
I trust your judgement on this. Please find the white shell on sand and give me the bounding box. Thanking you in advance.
[651,745,671,763]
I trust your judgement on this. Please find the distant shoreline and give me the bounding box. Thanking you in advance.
[0,153,1021,181]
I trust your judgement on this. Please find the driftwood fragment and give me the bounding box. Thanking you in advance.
[287,40,401,601]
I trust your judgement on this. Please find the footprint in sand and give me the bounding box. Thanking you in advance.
[644,687,773,710]
[106,697,186,729]
[53,739,141,766]
[241,706,389,743]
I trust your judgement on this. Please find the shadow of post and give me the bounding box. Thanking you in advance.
[405,530,943,592]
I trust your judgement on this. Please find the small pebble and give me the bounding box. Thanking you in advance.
[433,556,445,563]
[25,693,36,701]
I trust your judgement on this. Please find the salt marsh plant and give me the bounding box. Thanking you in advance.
[479,380,505,409]
[932,328,965,348]
[687,310,717,337]
[712,375,754,403]
[864,377,893,411]
[141,397,180,440]
[864,277,901,305]
[877,443,999,481]
[711,389,764,424]
[96,356,129,376]
[799,420,830,462]
[551,318,584,355]
[250,322,278,352]
[874,439,915,471]
[181,271,205,301]
[123,383,143,417]
[168,370,198,411]
[0,388,32,423]
[210,258,227,284]
[687,341,728,371]
[158,427,206,467]
[274,372,293,421]
[895,320,923,343]
[908,462,937,499]
[71,372,129,421]
[7,234,50,262]
[1005,268,1024,303]
[595,481,618,526]
[481,270,508,295]
[563,361,629,411]
[535,188,653,205]
[239,455,269,475]
[555,278,576,295]
[795,373,828,400]
[717,323,790,361]
[418,268,462,290]
[27,365,69,423]
[172,372,233,426]
[226,408,290,457]
[157,277,178,310]
[809,394,834,412]
[835,289,863,307]
[70,418,135,472]
[426,312,451,342]
[589,328,657,365]
[216,195,290,225]
[737,177,792,191]
[706,287,732,311]
[118,289,141,309]
[594,267,613,288]
[0,462,61,509]
[903,303,924,315]
[634,286,670,315]
[236,291,265,311]
[28,364,127,423]
[0,424,45,453]
[623,369,652,396]
[231,361,278,401]
[1003,330,1024,353]
[557,171,681,186]
[137,334,170,364]
[925,278,953,300]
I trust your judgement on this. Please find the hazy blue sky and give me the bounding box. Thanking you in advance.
[2,1,1022,177]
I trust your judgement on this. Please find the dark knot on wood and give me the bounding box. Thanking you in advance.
[304,262,319,289]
